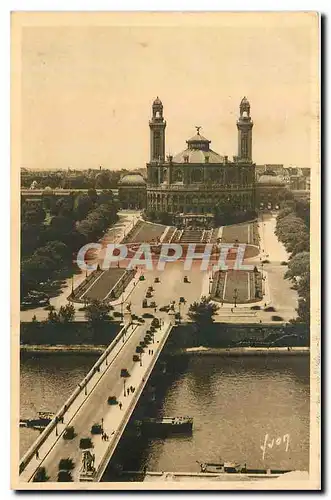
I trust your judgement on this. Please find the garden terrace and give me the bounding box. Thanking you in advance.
[122,221,166,244]
[221,221,259,246]
[211,270,263,304]
[75,268,132,303]
[71,269,104,300]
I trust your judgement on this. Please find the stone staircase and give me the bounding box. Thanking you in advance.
[161,226,176,243]
[170,229,183,243]
[201,229,213,243]
[179,228,204,243]
[209,228,220,243]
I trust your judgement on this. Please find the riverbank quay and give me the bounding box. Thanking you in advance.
[175,346,310,356]
[20,344,309,356]
[20,344,106,355]
[118,470,309,483]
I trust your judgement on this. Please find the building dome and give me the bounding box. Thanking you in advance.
[172,148,224,164]
[172,129,223,164]
[258,174,285,186]
[118,173,146,186]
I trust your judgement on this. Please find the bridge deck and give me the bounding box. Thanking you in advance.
[20,320,172,483]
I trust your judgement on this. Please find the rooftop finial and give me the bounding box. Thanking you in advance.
[195,126,201,135]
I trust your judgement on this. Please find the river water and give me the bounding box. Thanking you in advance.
[20,353,309,472]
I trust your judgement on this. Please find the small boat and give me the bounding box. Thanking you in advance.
[197,460,292,476]
[20,411,54,431]
[136,416,193,437]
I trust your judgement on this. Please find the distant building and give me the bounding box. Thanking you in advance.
[256,164,285,177]
[255,173,286,209]
[118,173,146,209]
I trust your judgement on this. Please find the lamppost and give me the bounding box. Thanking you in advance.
[233,288,238,308]
[178,301,182,324]
[123,378,126,397]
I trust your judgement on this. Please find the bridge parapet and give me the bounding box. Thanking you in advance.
[90,322,173,481]
[19,323,132,477]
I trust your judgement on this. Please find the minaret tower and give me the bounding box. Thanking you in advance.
[236,97,253,162]
[149,97,166,162]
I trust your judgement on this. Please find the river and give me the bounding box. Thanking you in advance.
[20,353,309,473]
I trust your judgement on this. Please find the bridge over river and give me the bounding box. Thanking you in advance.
[19,319,173,482]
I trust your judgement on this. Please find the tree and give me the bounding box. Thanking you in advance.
[57,470,73,482]
[291,233,310,256]
[33,467,49,482]
[88,188,98,204]
[58,458,75,471]
[21,255,56,287]
[58,303,75,323]
[188,296,219,326]
[275,203,310,326]
[47,305,59,323]
[74,194,93,221]
[85,299,112,323]
[34,241,70,266]
[296,296,310,325]
[284,252,310,281]
[95,172,111,189]
[52,196,75,217]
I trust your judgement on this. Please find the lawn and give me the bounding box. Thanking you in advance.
[123,221,166,243]
[221,222,259,246]
[80,268,126,302]
[212,270,262,304]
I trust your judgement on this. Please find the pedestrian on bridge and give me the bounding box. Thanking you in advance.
[119,402,122,410]
[35,450,39,460]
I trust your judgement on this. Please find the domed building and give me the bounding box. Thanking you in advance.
[146,97,256,224]
[255,173,287,209]
[118,173,146,209]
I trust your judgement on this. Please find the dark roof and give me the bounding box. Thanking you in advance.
[187,133,210,143]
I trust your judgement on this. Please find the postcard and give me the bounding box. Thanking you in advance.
[11,11,320,490]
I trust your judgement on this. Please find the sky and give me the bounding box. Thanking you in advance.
[18,12,319,171]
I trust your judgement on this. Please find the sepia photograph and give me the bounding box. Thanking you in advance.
[11,11,320,490]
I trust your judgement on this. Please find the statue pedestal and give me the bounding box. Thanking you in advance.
[123,311,132,325]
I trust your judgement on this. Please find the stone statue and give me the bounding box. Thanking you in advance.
[82,450,95,473]
[126,302,131,312]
